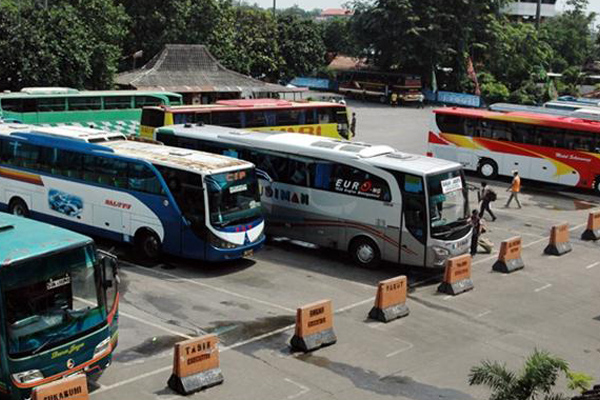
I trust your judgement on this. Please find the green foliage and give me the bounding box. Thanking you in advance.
[479,73,510,104]
[566,371,594,394]
[322,18,360,56]
[277,15,326,81]
[469,349,572,400]
[0,0,128,90]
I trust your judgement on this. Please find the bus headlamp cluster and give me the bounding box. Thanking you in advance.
[11,369,44,384]
[94,337,111,359]
[432,246,450,263]
[208,232,240,249]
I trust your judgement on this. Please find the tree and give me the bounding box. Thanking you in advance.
[540,0,596,73]
[469,349,579,400]
[277,15,326,81]
[322,17,360,56]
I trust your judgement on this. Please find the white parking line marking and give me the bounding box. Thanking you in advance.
[285,378,310,399]
[91,295,375,396]
[385,339,414,358]
[475,310,491,318]
[586,262,600,270]
[534,283,552,293]
[121,261,295,313]
[76,297,195,340]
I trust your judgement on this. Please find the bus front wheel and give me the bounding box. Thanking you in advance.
[135,229,161,261]
[478,159,498,179]
[9,198,29,217]
[594,178,600,196]
[350,237,381,269]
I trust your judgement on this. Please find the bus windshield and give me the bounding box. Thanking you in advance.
[427,170,468,234]
[2,245,104,357]
[206,169,261,228]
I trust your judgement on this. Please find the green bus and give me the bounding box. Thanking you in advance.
[0,212,119,399]
[0,87,182,135]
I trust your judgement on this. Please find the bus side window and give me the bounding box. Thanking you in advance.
[13,142,41,170]
[305,109,316,124]
[54,149,83,179]
[463,118,479,137]
[310,162,334,190]
[135,96,163,108]
[68,97,101,111]
[317,108,333,124]
[245,111,268,128]
[436,114,465,135]
[37,97,66,112]
[104,96,132,110]
[213,111,242,128]
[141,109,166,128]
[401,174,426,243]
[265,111,276,126]
[128,163,164,195]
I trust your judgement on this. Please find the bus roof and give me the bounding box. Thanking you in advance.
[0,89,182,99]
[434,107,600,133]
[0,212,92,267]
[3,125,252,174]
[159,124,461,175]
[146,99,343,113]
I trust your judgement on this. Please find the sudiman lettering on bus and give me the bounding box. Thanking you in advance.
[263,186,309,205]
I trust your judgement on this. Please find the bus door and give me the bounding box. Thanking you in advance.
[397,173,427,267]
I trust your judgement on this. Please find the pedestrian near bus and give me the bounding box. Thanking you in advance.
[470,209,481,256]
[390,92,398,107]
[505,170,522,208]
[350,113,357,137]
[479,182,496,221]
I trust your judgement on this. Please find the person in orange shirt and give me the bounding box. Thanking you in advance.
[505,170,522,208]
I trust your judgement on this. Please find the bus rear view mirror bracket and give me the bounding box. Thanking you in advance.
[98,250,119,288]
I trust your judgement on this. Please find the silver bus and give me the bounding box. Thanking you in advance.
[154,124,472,269]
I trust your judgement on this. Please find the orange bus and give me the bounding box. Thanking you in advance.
[140,99,352,140]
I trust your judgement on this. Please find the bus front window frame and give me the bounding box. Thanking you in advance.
[426,170,469,240]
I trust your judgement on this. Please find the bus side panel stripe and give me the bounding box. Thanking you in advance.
[0,167,44,186]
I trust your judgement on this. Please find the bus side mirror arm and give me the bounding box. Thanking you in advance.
[98,250,119,288]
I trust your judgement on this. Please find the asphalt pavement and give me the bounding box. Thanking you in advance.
[89,102,600,400]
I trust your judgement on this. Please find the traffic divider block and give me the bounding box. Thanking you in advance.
[290,299,336,352]
[31,373,88,400]
[544,223,572,256]
[581,211,600,241]
[492,236,524,273]
[168,334,224,395]
[437,254,474,295]
[369,276,409,322]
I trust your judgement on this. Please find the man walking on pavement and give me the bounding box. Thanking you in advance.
[479,182,496,221]
[470,209,481,256]
[505,170,522,208]
[351,113,357,137]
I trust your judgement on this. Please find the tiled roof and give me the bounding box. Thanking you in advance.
[115,44,295,94]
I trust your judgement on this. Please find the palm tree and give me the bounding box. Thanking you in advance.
[468,349,570,400]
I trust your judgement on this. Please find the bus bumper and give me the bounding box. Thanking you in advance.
[205,234,266,262]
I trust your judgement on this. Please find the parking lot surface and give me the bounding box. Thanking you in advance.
[90,103,600,400]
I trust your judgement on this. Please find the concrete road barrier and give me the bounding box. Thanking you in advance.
[168,334,224,395]
[32,373,88,400]
[581,211,600,241]
[544,223,572,256]
[290,299,336,352]
[492,236,524,273]
[437,254,474,295]
[369,276,409,322]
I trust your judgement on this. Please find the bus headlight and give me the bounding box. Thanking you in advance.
[12,370,44,384]
[208,232,239,249]
[432,246,450,263]
[94,337,111,359]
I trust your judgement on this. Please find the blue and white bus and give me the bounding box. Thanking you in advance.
[0,124,265,261]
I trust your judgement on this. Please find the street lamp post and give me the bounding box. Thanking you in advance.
[535,0,542,29]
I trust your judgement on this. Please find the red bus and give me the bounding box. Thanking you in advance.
[428,107,600,193]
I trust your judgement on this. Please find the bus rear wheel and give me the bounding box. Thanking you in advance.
[8,198,29,217]
[135,229,161,261]
[350,237,381,269]
[478,159,498,179]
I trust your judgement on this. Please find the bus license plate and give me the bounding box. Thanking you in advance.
[243,250,254,257]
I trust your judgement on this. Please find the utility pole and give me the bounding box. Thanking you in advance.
[272,0,276,16]
[535,0,542,29]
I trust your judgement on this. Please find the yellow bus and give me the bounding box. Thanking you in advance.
[140,99,352,140]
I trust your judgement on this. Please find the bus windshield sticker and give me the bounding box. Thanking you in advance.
[441,177,462,194]
[47,273,71,290]
[405,176,423,193]
[229,184,248,194]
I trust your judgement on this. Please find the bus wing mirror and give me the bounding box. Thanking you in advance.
[98,250,119,288]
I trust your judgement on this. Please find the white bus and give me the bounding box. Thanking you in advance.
[0,124,265,261]
[155,124,472,269]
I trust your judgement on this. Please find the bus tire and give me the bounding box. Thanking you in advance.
[349,236,381,269]
[135,229,161,261]
[8,198,29,217]
[477,159,498,179]
[594,177,600,195]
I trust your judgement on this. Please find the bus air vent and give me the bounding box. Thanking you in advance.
[358,146,395,158]
[227,131,251,135]
[386,153,415,160]
[169,150,193,157]
[339,144,367,153]
[311,141,339,149]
